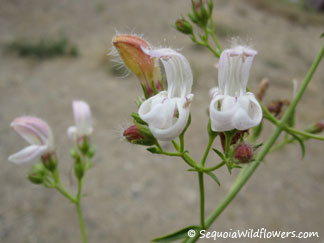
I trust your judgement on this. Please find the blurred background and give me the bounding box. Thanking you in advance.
[1,0,324,242]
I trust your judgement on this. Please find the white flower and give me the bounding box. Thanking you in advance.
[209,45,262,131]
[67,100,93,141]
[138,48,194,141]
[8,116,55,164]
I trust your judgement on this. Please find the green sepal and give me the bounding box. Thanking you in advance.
[180,113,191,137]
[206,171,220,186]
[41,153,57,172]
[175,17,193,35]
[74,158,85,180]
[207,0,213,16]
[251,121,263,141]
[207,118,218,139]
[70,148,80,159]
[27,163,47,184]
[131,112,147,125]
[87,145,96,158]
[140,83,149,99]
[151,225,200,242]
[188,12,198,24]
[147,147,160,154]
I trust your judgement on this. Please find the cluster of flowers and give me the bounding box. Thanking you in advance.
[8,101,94,183]
[113,34,262,161]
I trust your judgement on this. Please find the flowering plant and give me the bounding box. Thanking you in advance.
[7,1,324,242]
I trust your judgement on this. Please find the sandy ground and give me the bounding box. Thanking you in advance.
[0,0,324,242]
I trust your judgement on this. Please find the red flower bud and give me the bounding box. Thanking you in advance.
[305,120,324,134]
[123,124,156,146]
[234,143,253,163]
[123,125,144,142]
[219,130,248,152]
[112,34,162,98]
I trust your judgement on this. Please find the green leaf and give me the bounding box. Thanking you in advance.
[231,164,242,169]
[253,143,263,150]
[290,133,305,158]
[151,225,200,242]
[212,148,225,160]
[206,171,220,186]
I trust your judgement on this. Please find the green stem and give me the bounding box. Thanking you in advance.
[52,168,76,203]
[186,127,282,243]
[270,137,295,152]
[284,126,324,141]
[54,184,76,203]
[202,161,226,172]
[198,172,205,229]
[184,41,324,243]
[76,178,87,243]
[201,136,216,166]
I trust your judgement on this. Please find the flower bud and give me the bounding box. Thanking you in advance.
[27,163,47,184]
[256,78,269,101]
[305,120,324,134]
[234,143,253,163]
[219,130,248,152]
[267,99,290,117]
[67,100,93,142]
[112,34,162,98]
[123,124,156,146]
[41,152,57,171]
[175,18,193,35]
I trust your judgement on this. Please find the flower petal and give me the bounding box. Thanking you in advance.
[218,46,257,96]
[10,116,54,148]
[8,145,48,164]
[209,95,237,131]
[148,97,191,140]
[67,126,77,141]
[72,100,93,137]
[142,47,193,98]
[138,92,176,129]
[232,93,262,130]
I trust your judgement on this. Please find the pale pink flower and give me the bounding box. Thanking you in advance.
[67,100,93,141]
[9,116,55,164]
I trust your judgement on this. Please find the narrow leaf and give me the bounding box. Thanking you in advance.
[206,171,220,186]
[290,133,305,158]
[212,148,225,160]
[151,225,200,242]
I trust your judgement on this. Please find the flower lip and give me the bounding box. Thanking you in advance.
[8,116,54,164]
[225,45,258,57]
[10,116,54,147]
